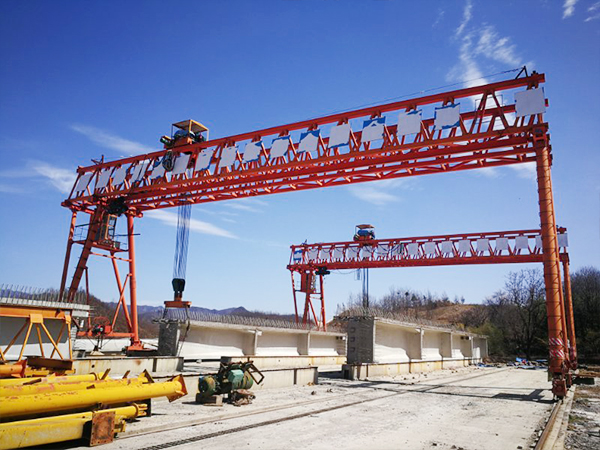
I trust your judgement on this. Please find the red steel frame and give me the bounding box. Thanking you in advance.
[57,72,572,395]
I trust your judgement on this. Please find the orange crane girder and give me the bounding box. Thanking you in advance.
[63,74,546,212]
[287,229,569,272]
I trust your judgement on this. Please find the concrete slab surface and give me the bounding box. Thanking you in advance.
[68,366,554,450]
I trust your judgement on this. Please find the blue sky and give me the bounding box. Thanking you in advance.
[1,0,599,318]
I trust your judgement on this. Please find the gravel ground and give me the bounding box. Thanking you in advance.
[565,379,600,450]
[62,366,555,450]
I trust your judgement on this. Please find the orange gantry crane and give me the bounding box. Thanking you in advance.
[57,71,572,396]
[287,227,577,371]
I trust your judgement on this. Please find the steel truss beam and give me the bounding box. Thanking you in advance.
[288,229,568,272]
[63,74,546,212]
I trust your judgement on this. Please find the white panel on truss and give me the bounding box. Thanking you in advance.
[95,169,112,189]
[320,247,331,259]
[347,247,359,259]
[476,239,489,253]
[307,248,319,261]
[535,235,543,250]
[496,237,509,251]
[130,162,149,182]
[243,141,262,162]
[333,247,344,260]
[293,249,303,263]
[74,172,93,192]
[515,88,546,117]
[558,233,569,248]
[515,236,529,250]
[407,243,419,256]
[391,244,403,257]
[112,165,128,186]
[195,150,213,171]
[329,123,351,148]
[298,130,320,153]
[440,241,454,254]
[377,243,389,256]
[220,146,238,167]
[172,154,191,175]
[270,136,290,158]
[458,239,471,253]
[362,246,374,258]
[397,110,422,136]
[361,117,385,142]
[434,104,460,130]
[423,242,437,256]
[150,162,165,179]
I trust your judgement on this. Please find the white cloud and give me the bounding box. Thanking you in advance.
[225,203,260,212]
[349,185,399,206]
[30,161,76,193]
[476,167,500,178]
[585,1,600,21]
[145,209,237,239]
[348,179,412,206]
[433,8,445,28]
[447,2,526,107]
[563,0,579,18]
[70,124,154,155]
[509,162,537,180]
[473,163,537,181]
[222,197,268,213]
[474,26,522,66]
[455,0,473,37]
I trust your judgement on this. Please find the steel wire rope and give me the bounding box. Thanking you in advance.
[301,67,524,122]
[172,203,192,357]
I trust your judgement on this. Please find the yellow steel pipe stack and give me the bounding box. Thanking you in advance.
[0,371,188,448]
[0,404,147,449]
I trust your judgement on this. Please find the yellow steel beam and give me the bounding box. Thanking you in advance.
[0,371,151,397]
[0,305,68,320]
[0,375,187,419]
[0,404,145,449]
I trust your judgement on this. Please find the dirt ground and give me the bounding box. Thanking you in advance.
[565,375,600,450]
[64,366,556,450]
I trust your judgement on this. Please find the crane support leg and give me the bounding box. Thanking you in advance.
[319,274,326,332]
[535,140,567,397]
[59,211,78,301]
[66,208,104,302]
[126,214,142,350]
[562,255,577,370]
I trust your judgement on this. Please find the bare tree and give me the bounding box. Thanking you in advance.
[486,269,547,359]
[571,266,600,357]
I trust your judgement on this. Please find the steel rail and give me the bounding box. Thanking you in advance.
[129,368,510,449]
